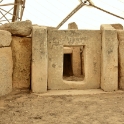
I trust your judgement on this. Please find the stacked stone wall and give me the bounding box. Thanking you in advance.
[0,21,32,96]
[0,21,124,96]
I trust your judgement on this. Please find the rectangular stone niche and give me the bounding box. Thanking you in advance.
[48,30,101,90]
[63,46,85,82]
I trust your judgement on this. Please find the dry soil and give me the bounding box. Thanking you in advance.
[0,90,124,124]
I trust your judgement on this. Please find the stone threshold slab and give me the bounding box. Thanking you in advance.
[33,89,124,96]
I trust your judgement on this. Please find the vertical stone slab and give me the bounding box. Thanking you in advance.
[101,24,118,91]
[32,26,47,93]
[0,47,13,96]
[72,47,81,76]
[68,22,81,76]
[11,36,32,89]
[117,30,124,90]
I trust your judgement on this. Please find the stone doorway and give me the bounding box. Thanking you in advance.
[47,30,101,90]
[63,46,84,81]
[31,25,118,93]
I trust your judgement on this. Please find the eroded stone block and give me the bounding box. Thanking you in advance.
[11,36,32,89]
[0,20,32,37]
[68,22,78,29]
[101,24,118,91]
[0,47,13,96]
[32,26,47,93]
[118,30,124,90]
[0,30,11,47]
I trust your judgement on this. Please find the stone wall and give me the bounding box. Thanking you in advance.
[0,21,32,96]
[0,21,124,96]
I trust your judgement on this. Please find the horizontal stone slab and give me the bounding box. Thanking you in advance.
[63,47,72,54]
[0,20,32,37]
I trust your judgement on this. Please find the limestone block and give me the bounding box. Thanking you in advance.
[68,22,78,29]
[101,24,118,92]
[111,24,123,30]
[64,47,72,54]
[11,36,32,89]
[0,30,11,47]
[48,30,101,90]
[117,30,124,89]
[0,20,32,37]
[0,47,13,96]
[32,26,47,93]
[72,47,81,76]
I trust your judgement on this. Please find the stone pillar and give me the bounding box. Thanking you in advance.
[68,22,81,76]
[117,30,124,90]
[32,26,47,93]
[100,24,118,92]
[11,36,32,89]
[0,30,13,96]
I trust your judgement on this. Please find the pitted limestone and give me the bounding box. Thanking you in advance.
[0,47,13,96]
[11,36,32,89]
[0,30,11,47]
[101,24,118,91]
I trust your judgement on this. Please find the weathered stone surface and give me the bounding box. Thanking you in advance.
[0,47,13,96]
[0,20,32,36]
[101,24,118,92]
[117,30,124,90]
[111,24,123,30]
[33,25,56,30]
[72,47,81,76]
[11,36,32,89]
[48,30,101,90]
[68,22,81,76]
[63,47,72,54]
[0,30,11,47]
[32,26,47,93]
[68,22,78,29]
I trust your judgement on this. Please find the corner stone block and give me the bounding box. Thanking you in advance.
[117,30,124,90]
[0,47,13,96]
[11,36,32,89]
[0,30,11,47]
[32,26,47,93]
[100,24,118,92]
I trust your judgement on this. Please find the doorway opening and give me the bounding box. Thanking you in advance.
[63,46,85,81]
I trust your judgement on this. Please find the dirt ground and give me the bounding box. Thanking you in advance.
[0,90,124,124]
[63,75,84,81]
